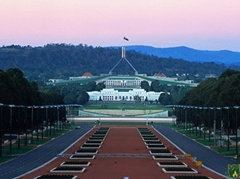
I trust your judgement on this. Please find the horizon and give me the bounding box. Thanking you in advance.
[0,0,240,52]
[1,43,239,53]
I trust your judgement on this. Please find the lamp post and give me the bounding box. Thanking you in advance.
[57,106,60,132]
[194,107,198,136]
[35,106,39,141]
[234,106,239,156]
[213,107,217,146]
[184,107,187,131]
[28,106,34,144]
[209,107,214,143]
[216,107,223,141]
[199,107,202,138]
[9,104,15,154]
[45,106,48,137]
[203,107,208,141]
[0,103,4,157]
[40,106,44,139]
[17,105,24,149]
[224,107,230,151]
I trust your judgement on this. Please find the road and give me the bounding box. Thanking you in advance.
[154,125,238,177]
[0,125,93,179]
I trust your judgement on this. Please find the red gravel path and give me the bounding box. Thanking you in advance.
[21,126,225,179]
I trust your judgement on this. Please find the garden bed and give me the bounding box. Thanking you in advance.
[81,144,101,149]
[146,144,167,149]
[61,161,91,167]
[69,154,95,159]
[150,149,172,155]
[75,148,98,155]
[94,131,108,135]
[157,162,187,167]
[34,174,77,179]
[162,167,198,174]
[91,134,106,138]
[50,166,86,173]
[152,155,178,160]
[171,176,212,179]
[85,140,103,144]
[143,138,159,142]
[89,136,105,140]
[145,141,163,145]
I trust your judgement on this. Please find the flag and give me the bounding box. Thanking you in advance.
[123,37,129,41]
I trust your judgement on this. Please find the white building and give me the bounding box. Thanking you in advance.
[88,89,166,102]
[105,77,142,88]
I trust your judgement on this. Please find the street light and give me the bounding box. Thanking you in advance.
[234,106,239,156]
[40,106,45,139]
[9,104,15,154]
[203,107,208,140]
[209,107,215,143]
[28,106,34,144]
[17,105,24,149]
[224,107,230,151]
[45,106,48,137]
[0,103,4,157]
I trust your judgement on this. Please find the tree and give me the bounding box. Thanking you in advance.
[96,82,105,91]
[141,81,150,91]
[159,93,172,105]
[150,80,160,92]
[180,69,240,107]
[76,91,89,105]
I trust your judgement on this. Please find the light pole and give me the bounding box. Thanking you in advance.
[203,107,208,140]
[213,107,217,146]
[184,107,187,131]
[45,106,48,137]
[17,105,24,149]
[209,107,214,143]
[224,107,230,151]
[28,106,34,144]
[57,106,60,132]
[9,104,15,154]
[0,103,4,157]
[217,107,223,142]
[234,106,239,156]
[40,106,44,139]
[35,106,39,141]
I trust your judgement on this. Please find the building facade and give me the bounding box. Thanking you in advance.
[88,89,166,102]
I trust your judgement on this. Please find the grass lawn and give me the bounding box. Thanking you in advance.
[0,128,71,164]
[169,123,239,158]
[83,101,165,110]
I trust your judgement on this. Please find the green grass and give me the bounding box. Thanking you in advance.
[0,128,71,163]
[169,123,239,157]
[84,101,165,110]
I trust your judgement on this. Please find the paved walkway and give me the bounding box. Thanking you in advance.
[154,125,238,178]
[0,125,93,179]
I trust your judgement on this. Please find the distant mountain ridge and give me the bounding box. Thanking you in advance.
[124,45,240,65]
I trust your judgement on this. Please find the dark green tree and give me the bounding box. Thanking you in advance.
[141,81,150,91]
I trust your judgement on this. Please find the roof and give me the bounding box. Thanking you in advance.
[82,72,93,77]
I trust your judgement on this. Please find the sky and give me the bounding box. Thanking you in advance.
[0,0,240,51]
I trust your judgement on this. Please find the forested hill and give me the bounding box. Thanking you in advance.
[0,44,227,80]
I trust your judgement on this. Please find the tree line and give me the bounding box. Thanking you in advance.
[179,69,240,107]
[0,44,228,81]
[140,80,191,105]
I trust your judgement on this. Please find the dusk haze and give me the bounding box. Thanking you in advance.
[1,0,240,51]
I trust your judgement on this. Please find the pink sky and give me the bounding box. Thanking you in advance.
[0,0,240,51]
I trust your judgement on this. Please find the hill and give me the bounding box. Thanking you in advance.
[125,45,240,65]
[0,44,228,81]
